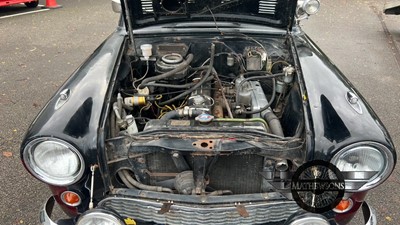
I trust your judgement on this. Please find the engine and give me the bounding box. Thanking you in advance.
[112,38,296,133]
[107,37,304,196]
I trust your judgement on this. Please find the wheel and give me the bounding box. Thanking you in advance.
[25,1,39,8]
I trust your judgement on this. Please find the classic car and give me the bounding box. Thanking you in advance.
[20,0,396,224]
[0,0,38,8]
[384,0,400,14]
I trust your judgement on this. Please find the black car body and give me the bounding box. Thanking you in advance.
[20,0,396,225]
[384,0,400,14]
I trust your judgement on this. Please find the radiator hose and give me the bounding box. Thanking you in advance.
[263,111,284,137]
[160,107,204,121]
[118,170,173,193]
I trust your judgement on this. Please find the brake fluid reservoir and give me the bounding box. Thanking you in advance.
[140,44,152,60]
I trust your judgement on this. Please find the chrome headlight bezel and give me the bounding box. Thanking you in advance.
[286,212,330,225]
[296,0,321,20]
[22,137,85,186]
[77,209,125,225]
[330,142,395,192]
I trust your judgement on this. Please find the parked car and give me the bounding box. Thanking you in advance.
[20,0,396,224]
[0,0,38,8]
[384,0,400,14]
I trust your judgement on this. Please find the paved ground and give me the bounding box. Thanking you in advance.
[0,0,119,224]
[0,0,399,224]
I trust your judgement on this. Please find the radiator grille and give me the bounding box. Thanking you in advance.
[208,154,264,194]
[100,197,300,225]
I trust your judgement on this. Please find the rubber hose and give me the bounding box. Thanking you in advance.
[122,103,134,111]
[263,111,284,137]
[145,76,214,89]
[239,78,277,115]
[117,171,135,188]
[110,110,117,138]
[160,110,180,121]
[121,170,173,193]
[159,73,213,105]
[139,54,194,88]
[159,44,216,105]
[294,119,304,138]
[160,109,204,121]
[190,66,209,71]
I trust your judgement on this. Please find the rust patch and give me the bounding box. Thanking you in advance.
[158,202,173,214]
[192,139,215,151]
[236,204,249,218]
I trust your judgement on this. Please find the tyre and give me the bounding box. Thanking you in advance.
[25,1,39,8]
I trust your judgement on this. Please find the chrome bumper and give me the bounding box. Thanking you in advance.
[40,196,74,225]
[362,202,377,225]
[39,196,377,225]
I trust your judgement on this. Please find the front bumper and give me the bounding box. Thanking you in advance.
[40,196,377,225]
[40,197,74,225]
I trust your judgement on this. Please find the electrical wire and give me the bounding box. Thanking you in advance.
[197,51,246,73]
[159,43,216,106]
[133,60,149,89]
[217,34,272,71]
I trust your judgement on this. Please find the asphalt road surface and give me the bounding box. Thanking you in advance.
[0,0,399,224]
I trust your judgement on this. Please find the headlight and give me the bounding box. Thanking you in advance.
[286,212,330,225]
[296,0,320,19]
[331,142,394,191]
[77,210,125,225]
[23,137,85,186]
[302,0,320,15]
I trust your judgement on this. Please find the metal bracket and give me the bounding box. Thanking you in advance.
[158,201,173,214]
[235,203,249,218]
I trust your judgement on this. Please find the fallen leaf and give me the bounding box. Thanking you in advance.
[386,216,392,222]
[2,152,13,157]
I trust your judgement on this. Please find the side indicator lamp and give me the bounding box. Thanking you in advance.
[333,198,353,213]
[61,191,81,207]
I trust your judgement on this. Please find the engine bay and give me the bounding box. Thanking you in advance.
[106,35,305,196]
[110,36,303,138]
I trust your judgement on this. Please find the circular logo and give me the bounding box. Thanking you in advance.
[291,160,345,213]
